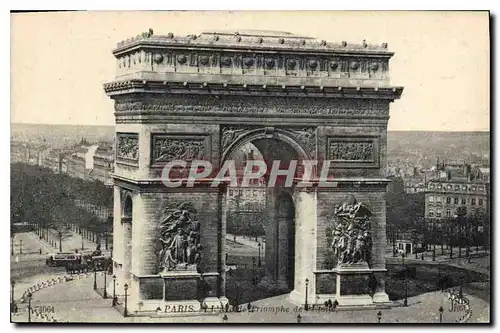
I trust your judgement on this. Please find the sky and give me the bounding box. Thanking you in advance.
[10,11,490,131]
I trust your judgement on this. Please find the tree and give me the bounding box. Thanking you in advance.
[455,206,467,258]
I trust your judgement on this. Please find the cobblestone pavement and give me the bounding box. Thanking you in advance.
[11,273,490,324]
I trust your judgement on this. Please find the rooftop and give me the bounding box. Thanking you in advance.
[114,28,391,55]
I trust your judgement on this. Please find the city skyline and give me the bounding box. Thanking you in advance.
[11,11,489,131]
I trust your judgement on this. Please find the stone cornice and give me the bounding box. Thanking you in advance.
[112,173,390,191]
[104,79,403,100]
[110,30,397,87]
[113,30,393,57]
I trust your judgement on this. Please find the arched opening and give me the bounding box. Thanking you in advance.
[121,193,133,283]
[123,195,133,220]
[223,132,302,304]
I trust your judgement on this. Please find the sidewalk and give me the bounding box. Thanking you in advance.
[11,271,490,323]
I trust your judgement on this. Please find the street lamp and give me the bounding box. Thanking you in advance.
[103,270,108,298]
[10,279,16,313]
[124,283,129,317]
[252,257,256,285]
[93,266,97,290]
[304,278,309,311]
[377,310,382,323]
[402,252,408,307]
[257,242,262,267]
[439,306,444,323]
[81,232,84,251]
[27,292,32,323]
[112,275,117,306]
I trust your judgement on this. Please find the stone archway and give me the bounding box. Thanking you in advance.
[222,132,304,301]
[105,29,403,313]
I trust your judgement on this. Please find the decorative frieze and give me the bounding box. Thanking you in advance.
[326,136,380,168]
[116,133,139,162]
[151,134,208,166]
[115,51,388,78]
[329,141,374,161]
[114,95,389,117]
[113,31,393,82]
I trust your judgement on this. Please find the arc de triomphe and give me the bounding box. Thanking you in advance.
[104,29,403,313]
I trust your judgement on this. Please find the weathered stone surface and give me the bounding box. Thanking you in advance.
[316,190,387,271]
[116,132,139,162]
[107,30,402,309]
[114,95,390,117]
[139,277,164,300]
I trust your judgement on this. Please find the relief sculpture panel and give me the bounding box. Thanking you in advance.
[116,132,139,163]
[156,202,202,274]
[327,136,379,168]
[331,196,372,267]
[220,126,254,155]
[281,127,317,159]
[330,141,374,161]
[151,134,208,166]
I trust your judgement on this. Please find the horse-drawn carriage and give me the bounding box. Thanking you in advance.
[46,248,112,274]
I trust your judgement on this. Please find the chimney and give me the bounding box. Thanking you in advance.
[248,149,255,161]
[465,164,471,181]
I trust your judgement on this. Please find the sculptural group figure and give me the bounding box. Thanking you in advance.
[157,202,202,272]
[331,197,373,266]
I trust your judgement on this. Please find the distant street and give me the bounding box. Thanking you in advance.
[226,233,265,255]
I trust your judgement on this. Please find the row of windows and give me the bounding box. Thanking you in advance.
[428,207,483,218]
[428,209,452,218]
[428,183,485,193]
[428,196,484,206]
[228,189,264,197]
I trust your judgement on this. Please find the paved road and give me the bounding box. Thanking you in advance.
[227,234,265,253]
[10,232,68,302]
[11,274,489,323]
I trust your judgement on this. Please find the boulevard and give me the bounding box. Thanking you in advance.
[11,230,490,323]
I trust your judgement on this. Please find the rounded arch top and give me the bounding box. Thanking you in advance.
[221,127,311,165]
[122,192,133,220]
